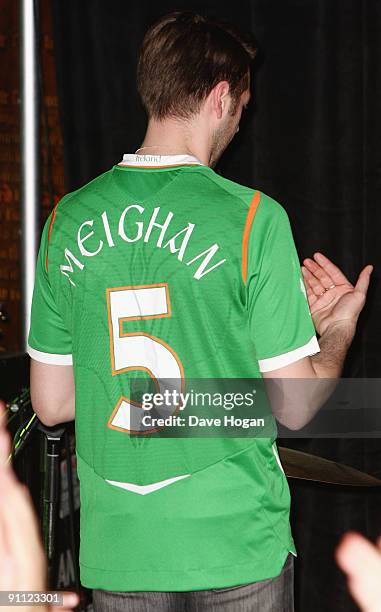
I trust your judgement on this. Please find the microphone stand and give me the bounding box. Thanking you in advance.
[37,421,66,581]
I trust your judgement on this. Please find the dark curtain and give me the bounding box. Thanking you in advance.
[51,1,381,610]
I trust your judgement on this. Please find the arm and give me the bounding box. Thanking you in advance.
[27,211,75,427]
[263,253,373,430]
[30,360,75,427]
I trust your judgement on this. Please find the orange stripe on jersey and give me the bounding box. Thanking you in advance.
[45,203,59,272]
[241,191,261,284]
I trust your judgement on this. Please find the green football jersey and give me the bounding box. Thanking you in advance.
[28,153,320,592]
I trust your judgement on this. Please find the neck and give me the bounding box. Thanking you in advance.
[138,117,212,166]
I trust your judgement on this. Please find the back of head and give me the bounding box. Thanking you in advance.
[137,11,257,121]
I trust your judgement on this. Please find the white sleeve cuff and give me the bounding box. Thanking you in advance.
[258,335,320,372]
[27,345,73,365]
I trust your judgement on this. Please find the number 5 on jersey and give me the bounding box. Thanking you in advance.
[106,283,184,433]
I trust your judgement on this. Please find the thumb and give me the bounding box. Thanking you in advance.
[354,265,373,295]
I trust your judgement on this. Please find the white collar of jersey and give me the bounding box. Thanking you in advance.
[118,153,205,167]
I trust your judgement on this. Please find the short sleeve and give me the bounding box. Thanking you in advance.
[27,214,73,365]
[245,193,320,372]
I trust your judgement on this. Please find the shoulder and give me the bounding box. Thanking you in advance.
[41,168,114,252]
[255,191,289,224]
[44,168,114,242]
[55,168,114,216]
[197,170,256,210]
[200,170,289,221]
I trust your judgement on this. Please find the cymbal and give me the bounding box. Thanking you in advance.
[278,446,381,486]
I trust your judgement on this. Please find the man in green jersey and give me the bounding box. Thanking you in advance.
[28,11,372,612]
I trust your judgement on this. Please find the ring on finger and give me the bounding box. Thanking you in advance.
[320,283,336,295]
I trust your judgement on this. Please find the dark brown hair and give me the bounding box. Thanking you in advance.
[137,11,257,120]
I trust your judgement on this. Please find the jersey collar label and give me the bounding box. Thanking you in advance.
[118,153,204,167]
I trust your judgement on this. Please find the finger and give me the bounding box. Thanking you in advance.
[303,258,336,289]
[301,268,339,313]
[354,265,373,296]
[0,468,46,584]
[301,269,318,306]
[0,401,7,429]
[0,554,16,590]
[336,532,381,574]
[312,253,351,286]
[60,592,80,610]
[0,427,11,467]
[336,532,381,612]
[0,402,10,466]
[301,265,326,297]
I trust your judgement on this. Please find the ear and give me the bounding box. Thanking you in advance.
[210,81,231,119]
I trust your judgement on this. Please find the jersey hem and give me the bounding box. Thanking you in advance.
[27,344,73,365]
[79,546,295,592]
[258,335,320,372]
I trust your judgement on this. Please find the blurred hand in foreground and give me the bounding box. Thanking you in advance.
[0,400,79,611]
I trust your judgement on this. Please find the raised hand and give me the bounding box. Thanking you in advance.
[301,252,373,337]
